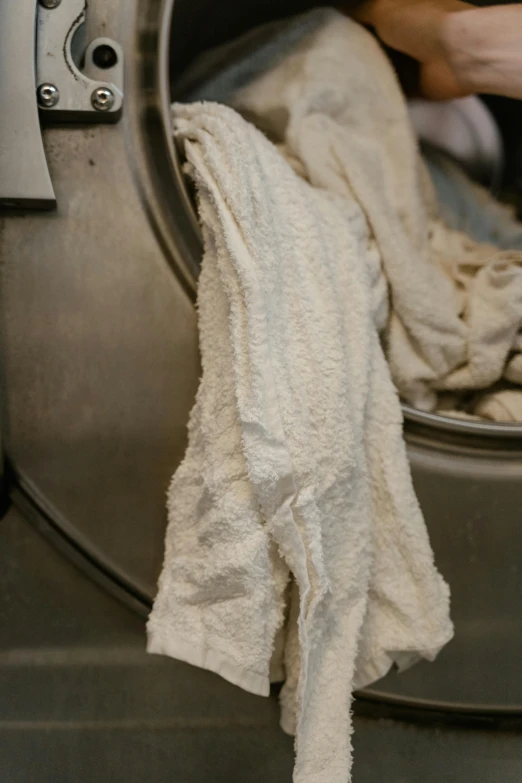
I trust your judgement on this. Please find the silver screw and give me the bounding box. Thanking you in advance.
[39,0,62,8]
[37,83,60,108]
[91,87,115,112]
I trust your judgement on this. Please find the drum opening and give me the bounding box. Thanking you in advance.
[160,0,522,442]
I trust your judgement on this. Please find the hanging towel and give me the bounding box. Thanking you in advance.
[148,11,456,783]
[148,97,452,783]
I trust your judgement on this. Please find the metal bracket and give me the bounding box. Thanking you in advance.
[0,0,124,211]
[36,0,124,122]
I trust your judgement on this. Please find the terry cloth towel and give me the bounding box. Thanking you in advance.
[177,8,522,415]
[474,389,522,422]
[424,148,522,420]
[148,11,454,783]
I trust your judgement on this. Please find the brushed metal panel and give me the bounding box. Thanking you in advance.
[0,0,56,208]
[366,441,522,711]
[0,0,200,599]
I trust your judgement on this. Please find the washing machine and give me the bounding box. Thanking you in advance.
[1,0,522,780]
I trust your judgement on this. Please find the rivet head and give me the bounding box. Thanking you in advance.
[91,87,115,112]
[37,83,60,108]
[39,0,62,8]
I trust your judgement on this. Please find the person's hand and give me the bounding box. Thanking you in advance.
[348,0,522,100]
[352,0,472,99]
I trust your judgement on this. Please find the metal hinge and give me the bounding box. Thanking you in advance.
[0,0,124,210]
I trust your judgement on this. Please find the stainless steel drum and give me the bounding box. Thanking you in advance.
[1,0,521,719]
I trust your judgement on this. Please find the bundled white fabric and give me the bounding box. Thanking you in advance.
[149,12,455,782]
[474,389,522,422]
[179,8,522,415]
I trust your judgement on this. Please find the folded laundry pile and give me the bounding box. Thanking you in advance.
[148,9,522,783]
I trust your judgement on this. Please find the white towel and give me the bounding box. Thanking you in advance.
[474,389,522,422]
[148,12,455,782]
[180,8,522,415]
[424,149,522,421]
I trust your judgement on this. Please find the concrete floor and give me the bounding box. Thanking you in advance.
[1,507,521,782]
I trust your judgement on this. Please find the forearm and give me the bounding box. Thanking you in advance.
[442,4,522,98]
[352,0,522,100]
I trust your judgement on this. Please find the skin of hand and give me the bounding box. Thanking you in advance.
[348,0,522,100]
